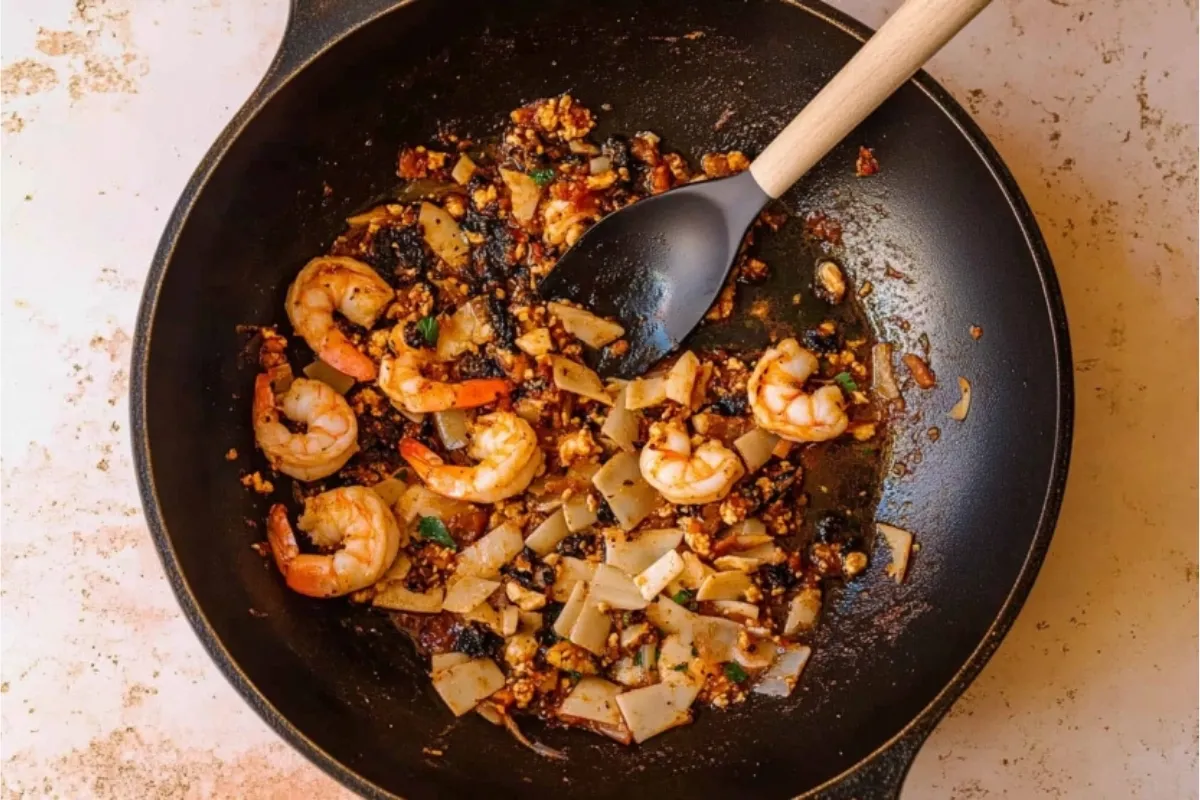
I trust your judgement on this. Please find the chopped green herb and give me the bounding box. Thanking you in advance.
[833,372,858,393]
[565,670,583,680]
[529,168,555,186]
[633,649,644,667]
[671,663,690,673]
[416,516,457,549]
[672,589,695,606]
[690,644,698,658]
[723,662,749,682]
[416,315,439,346]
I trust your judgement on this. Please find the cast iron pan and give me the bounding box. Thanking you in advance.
[131,0,1073,797]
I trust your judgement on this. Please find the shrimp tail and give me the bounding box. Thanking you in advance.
[253,374,277,422]
[266,504,301,574]
[451,379,512,409]
[282,556,343,598]
[318,336,378,382]
[266,503,345,598]
[399,438,445,481]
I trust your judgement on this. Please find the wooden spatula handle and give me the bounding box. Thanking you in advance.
[748,0,990,199]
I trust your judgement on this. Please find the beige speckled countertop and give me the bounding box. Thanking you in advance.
[2,0,1196,797]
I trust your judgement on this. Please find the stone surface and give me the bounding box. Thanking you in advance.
[1,0,1195,797]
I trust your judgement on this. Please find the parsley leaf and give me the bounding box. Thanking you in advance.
[416,315,439,346]
[672,589,695,606]
[565,670,582,680]
[529,168,555,187]
[671,663,690,673]
[723,662,749,682]
[416,516,457,549]
[633,649,644,667]
[833,372,858,393]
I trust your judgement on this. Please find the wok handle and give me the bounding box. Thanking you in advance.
[821,725,931,799]
[257,0,399,92]
[748,0,990,199]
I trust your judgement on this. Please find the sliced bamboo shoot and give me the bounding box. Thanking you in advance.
[432,658,505,716]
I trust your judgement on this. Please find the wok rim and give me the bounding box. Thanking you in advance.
[129,1,1074,797]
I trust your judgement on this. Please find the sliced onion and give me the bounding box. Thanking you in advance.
[551,356,613,405]
[372,585,444,613]
[515,327,553,357]
[442,576,501,614]
[302,359,356,394]
[605,528,683,575]
[500,605,520,637]
[692,615,741,663]
[948,376,972,421]
[877,522,914,583]
[455,522,524,578]
[634,549,685,601]
[395,485,473,525]
[569,589,612,655]
[562,493,598,532]
[558,677,623,726]
[615,682,699,743]
[733,428,780,473]
[658,633,701,687]
[502,711,568,760]
[695,571,752,601]
[451,154,477,185]
[552,557,596,602]
[872,342,901,401]
[419,201,469,268]
[431,652,470,675]
[590,564,649,610]
[553,580,589,639]
[381,552,412,583]
[370,477,408,508]
[754,645,812,698]
[690,362,714,409]
[645,596,694,637]
[431,658,505,716]
[500,168,543,224]
[525,509,571,556]
[726,518,767,539]
[733,637,777,670]
[665,351,699,405]
[783,587,822,635]
[345,205,396,226]
[592,451,660,530]
[434,409,469,451]
[625,376,667,410]
[589,155,612,175]
[600,383,640,452]
[679,551,715,590]
[712,555,762,572]
[548,302,625,348]
[710,600,760,620]
[398,407,427,425]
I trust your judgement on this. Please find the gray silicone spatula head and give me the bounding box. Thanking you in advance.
[538,0,991,378]
[536,171,768,379]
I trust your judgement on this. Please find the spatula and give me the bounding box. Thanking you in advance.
[538,0,991,377]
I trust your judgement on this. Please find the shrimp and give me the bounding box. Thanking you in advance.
[285,256,394,382]
[378,327,510,413]
[266,486,402,598]
[747,338,848,442]
[253,374,358,481]
[639,420,745,505]
[399,411,543,503]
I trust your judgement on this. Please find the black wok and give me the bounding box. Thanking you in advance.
[131,1,1073,797]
